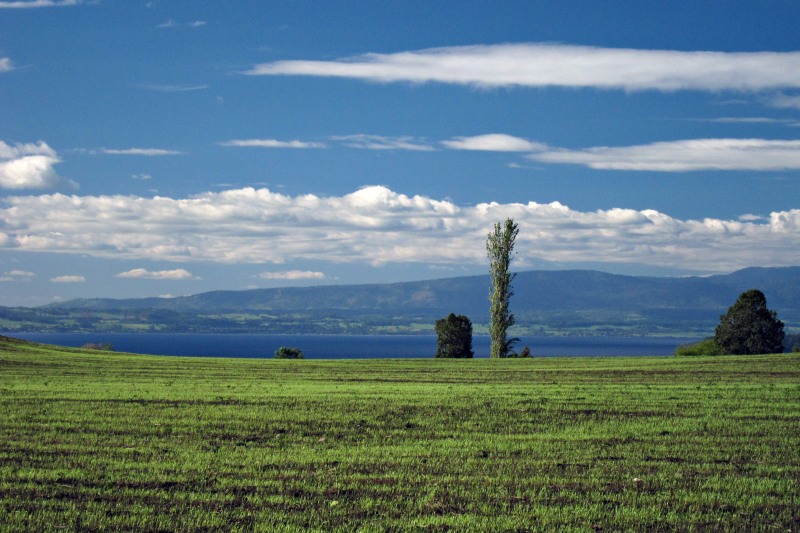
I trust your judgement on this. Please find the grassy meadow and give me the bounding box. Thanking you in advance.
[1,335,799,531]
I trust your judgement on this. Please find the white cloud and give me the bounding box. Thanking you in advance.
[528,138,800,171]
[50,275,86,283]
[331,134,434,151]
[132,173,152,181]
[221,139,326,149]
[0,269,34,282]
[1,186,799,273]
[259,270,326,280]
[0,58,12,72]
[0,0,79,8]
[97,148,183,156]
[442,134,548,152]
[0,140,72,189]
[116,268,196,280]
[246,43,800,92]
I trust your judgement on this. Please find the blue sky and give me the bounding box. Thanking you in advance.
[1,0,800,306]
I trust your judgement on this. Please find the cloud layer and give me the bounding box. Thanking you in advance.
[247,43,800,92]
[444,135,800,172]
[529,138,800,171]
[1,186,798,272]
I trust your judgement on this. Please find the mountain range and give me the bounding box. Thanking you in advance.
[1,267,794,336]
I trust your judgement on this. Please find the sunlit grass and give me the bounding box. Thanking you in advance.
[1,336,798,531]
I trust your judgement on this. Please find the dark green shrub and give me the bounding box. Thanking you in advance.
[675,338,725,356]
[275,346,304,359]
[517,346,532,358]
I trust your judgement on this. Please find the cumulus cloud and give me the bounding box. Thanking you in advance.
[96,148,183,156]
[0,141,72,189]
[50,275,86,283]
[442,134,548,152]
[528,138,800,171]
[331,134,434,151]
[246,43,800,92]
[0,0,79,7]
[116,268,196,280]
[259,270,326,280]
[1,186,799,273]
[221,139,326,149]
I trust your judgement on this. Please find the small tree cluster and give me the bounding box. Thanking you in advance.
[435,313,473,358]
[274,346,304,359]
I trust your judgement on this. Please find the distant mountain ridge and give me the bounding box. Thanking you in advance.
[36,267,800,336]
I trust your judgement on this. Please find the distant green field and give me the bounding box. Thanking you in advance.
[1,336,799,531]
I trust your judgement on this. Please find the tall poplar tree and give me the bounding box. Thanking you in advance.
[486,218,519,358]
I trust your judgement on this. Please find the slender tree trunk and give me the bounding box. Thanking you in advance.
[487,218,519,358]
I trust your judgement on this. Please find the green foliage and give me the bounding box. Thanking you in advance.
[517,345,532,358]
[434,313,474,358]
[1,336,799,531]
[674,337,725,356]
[487,218,520,358]
[274,346,304,359]
[714,289,785,355]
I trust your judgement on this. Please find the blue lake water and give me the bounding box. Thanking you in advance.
[11,333,697,359]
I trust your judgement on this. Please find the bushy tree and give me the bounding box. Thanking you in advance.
[487,218,520,358]
[274,346,304,359]
[714,289,784,355]
[517,345,532,358]
[435,313,473,358]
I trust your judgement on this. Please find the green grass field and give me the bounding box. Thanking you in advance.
[1,336,799,531]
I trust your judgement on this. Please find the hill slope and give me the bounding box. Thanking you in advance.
[3,267,792,336]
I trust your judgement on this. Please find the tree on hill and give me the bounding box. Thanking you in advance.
[487,218,520,358]
[435,313,474,358]
[714,289,784,355]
